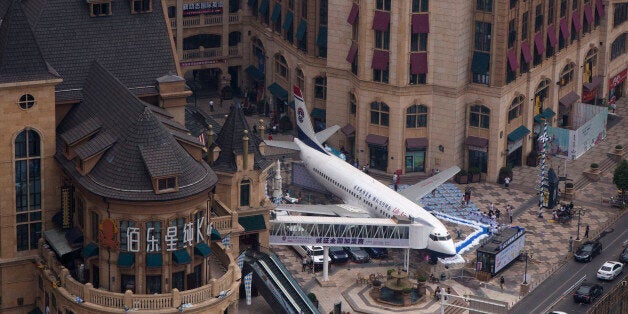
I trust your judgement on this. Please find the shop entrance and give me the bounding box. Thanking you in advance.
[369,145,388,171]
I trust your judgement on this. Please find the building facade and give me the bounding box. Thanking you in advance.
[167,0,627,181]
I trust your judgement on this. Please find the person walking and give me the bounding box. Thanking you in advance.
[568,236,574,252]
[584,225,590,238]
[464,187,471,205]
[504,176,510,189]
[209,100,214,112]
[392,173,399,191]
[499,276,505,290]
[302,256,308,272]
[507,205,513,223]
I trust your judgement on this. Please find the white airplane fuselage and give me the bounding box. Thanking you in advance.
[294,139,456,256]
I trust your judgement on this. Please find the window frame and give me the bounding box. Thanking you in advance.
[18,94,36,110]
[412,0,429,13]
[469,104,490,129]
[370,101,390,126]
[508,95,524,123]
[559,63,575,86]
[274,54,289,79]
[91,2,112,17]
[15,129,42,251]
[405,104,428,128]
[240,179,251,207]
[314,76,327,100]
[131,0,152,14]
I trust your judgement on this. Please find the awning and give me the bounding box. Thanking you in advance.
[507,49,519,71]
[372,11,390,31]
[146,253,162,268]
[44,229,81,257]
[341,124,355,136]
[65,227,84,247]
[507,126,531,142]
[406,138,429,149]
[547,24,557,48]
[410,52,428,74]
[28,308,43,314]
[194,243,212,257]
[172,249,191,265]
[268,82,288,100]
[210,228,222,240]
[259,0,269,15]
[283,11,293,30]
[583,76,603,91]
[584,5,594,25]
[465,136,489,148]
[572,10,582,32]
[346,42,358,63]
[239,215,267,232]
[534,32,546,55]
[534,108,556,123]
[371,49,389,70]
[270,3,281,22]
[559,18,570,41]
[365,134,388,146]
[296,20,307,40]
[521,41,532,64]
[559,91,580,108]
[471,52,490,73]
[311,108,326,120]
[245,65,264,82]
[117,252,135,267]
[347,3,359,25]
[82,242,99,259]
[595,0,604,17]
[316,26,327,48]
[411,14,429,34]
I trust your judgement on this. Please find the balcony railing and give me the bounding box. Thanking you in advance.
[182,47,222,60]
[170,13,241,29]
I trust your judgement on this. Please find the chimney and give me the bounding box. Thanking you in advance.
[242,130,249,170]
[206,125,214,165]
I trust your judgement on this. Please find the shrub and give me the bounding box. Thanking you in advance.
[565,182,574,188]
[499,166,513,176]
[307,292,318,302]
[468,167,481,175]
[417,275,427,282]
[387,268,396,275]
[458,169,468,176]
[616,145,623,150]
[590,163,599,169]
[402,287,412,294]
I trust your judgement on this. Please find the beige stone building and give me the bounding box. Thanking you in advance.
[167,0,627,181]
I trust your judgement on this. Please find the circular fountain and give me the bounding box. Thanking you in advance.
[371,268,423,306]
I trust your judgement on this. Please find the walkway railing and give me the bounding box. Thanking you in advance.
[169,13,240,29]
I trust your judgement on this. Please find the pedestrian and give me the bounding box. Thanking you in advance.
[268,134,273,141]
[504,176,510,189]
[499,276,505,290]
[446,287,451,295]
[431,189,436,197]
[393,173,399,191]
[495,208,501,220]
[584,225,589,238]
[568,236,574,252]
[507,205,513,223]
[302,256,308,272]
[489,202,494,212]
[464,187,471,205]
[209,100,214,112]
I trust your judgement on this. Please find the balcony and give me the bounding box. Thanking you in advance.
[170,13,240,30]
[36,240,240,312]
[182,47,223,60]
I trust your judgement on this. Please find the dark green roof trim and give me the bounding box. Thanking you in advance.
[238,215,266,232]
[194,242,212,257]
[146,253,163,267]
[534,108,556,123]
[211,228,222,240]
[117,252,135,267]
[296,20,307,40]
[82,242,99,259]
[172,249,191,265]
[270,3,281,22]
[507,125,531,142]
[268,82,288,100]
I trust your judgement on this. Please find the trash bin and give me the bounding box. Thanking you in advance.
[440,273,446,282]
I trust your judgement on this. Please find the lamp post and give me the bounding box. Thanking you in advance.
[522,250,532,285]
[575,207,586,240]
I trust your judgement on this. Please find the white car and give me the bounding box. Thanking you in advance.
[596,261,624,280]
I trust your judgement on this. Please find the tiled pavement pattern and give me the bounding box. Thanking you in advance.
[194,95,628,313]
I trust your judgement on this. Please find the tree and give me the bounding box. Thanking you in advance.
[613,159,628,201]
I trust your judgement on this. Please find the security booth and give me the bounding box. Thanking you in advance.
[475,227,526,279]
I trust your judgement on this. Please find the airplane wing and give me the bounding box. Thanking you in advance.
[398,166,461,201]
[263,140,300,151]
[315,125,341,144]
[274,203,371,218]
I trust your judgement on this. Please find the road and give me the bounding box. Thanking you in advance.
[510,213,628,314]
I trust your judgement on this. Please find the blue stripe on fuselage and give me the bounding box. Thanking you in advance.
[297,127,329,155]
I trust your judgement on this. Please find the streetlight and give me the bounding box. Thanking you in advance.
[575,207,586,240]
[521,249,532,285]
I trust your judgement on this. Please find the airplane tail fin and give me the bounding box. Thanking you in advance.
[293,86,328,154]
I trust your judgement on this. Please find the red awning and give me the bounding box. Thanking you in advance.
[372,11,390,31]
[371,49,389,70]
[559,18,570,41]
[547,24,558,48]
[521,41,532,64]
[365,134,388,146]
[406,138,429,149]
[534,32,546,55]
[583,76,604,92]
[346,42,358,63]
[584,5,594,25]
[347,3,359,25]
[595,0,604,17]
[411,14,429,34]
[507,49,518,71]
[341,124,355,136]
[572,11,582,33]
[410,52,428,74]
[465,136,489,148]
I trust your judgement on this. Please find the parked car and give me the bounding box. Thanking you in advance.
[596,261,624,280]
[329,246,349,264]
[343,247,370,263]
[293,245,331,265]
[572,283,603,303]
[574,241,602,262]
[619,247,628,263]
[363,247,388,259]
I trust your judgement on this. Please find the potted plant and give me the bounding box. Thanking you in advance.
[455,169,468,184]
[615,145,624,154]
[468,167,481,183]
[565,182,574,194]
[402,287,413,306]
[416,275,427,296]
[387,268,395,279]
[307,292,319,308]
[526,151,539,167]
[590,163,600,173]
[498,166,513,184]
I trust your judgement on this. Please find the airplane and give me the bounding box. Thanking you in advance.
[264,86,458,256]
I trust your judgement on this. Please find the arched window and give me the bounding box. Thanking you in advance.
[240,179,251,206]
[252,38,265,72]
[584,48,598,82]
[469,105,490,128]
[119,220,137,252]
[295,68,304,91]
[406,104,428,128]
[534,79,551,115]
[145,221,162,253]
[349,93,356,114]
[18,94,35,110]
[314,76,327,100]
[370,101,390,126]
[610,33,626,61]
[559,63,575,86]
[508,95,524,122]
[167,6,176,18]
[274,54,288,79]
[15,129,42,251]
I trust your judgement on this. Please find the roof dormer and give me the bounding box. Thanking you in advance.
[130,0,152,14]
[139,144,182,194]
[86,0,112,17]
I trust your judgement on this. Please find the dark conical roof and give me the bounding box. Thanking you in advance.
[212,105,271,173]
[0,0,58,83]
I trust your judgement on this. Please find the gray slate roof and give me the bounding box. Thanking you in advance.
[0,0,177,101]
[56,61,216,201]
[0,0,58,83]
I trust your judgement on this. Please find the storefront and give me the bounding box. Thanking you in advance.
[506,126,530,168]
[404,138,428,173]
[365,134,388,171]
[465,136,488,173]
[609,69,627,108]
[582,76,603,105]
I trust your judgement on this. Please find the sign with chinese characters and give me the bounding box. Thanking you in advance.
[608,68,627,106]
[61,186,74,229]
[182,2,223,16]
[180,59,225,67]
[270,235,409,247]
[122,217,214,253]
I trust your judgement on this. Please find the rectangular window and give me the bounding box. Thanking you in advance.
[475,22,492,52]
[535,4,544,32]
[409,73,426,85]
[376,0,391,11]
[146,275,162,294]
[572,0,578,10]
[510,0,517,9]
[373,68,389,83]
[476,0,493,12]
[549,0,555,22]
[131,0,151,13]
[120,221,135,251]
[560,0,567,17]
[412,0,429,12]
[91,2,111,16]
[411,33,428,51]
[158,177,176,190]
[522,12,529,39]
[614,3,628,27]
[91,212,99,242]
[508,19,517,48]
[319,0,328,25]
[301,0,307,18]
[375,30,390,50]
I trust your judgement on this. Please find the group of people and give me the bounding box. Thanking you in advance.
[433,286,452,301]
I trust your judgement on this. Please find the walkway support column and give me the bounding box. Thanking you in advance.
[323,246,329,281]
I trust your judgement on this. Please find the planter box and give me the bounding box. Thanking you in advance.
[469,173,480,183]
[526,154,539,167]
[455,175,468,184]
